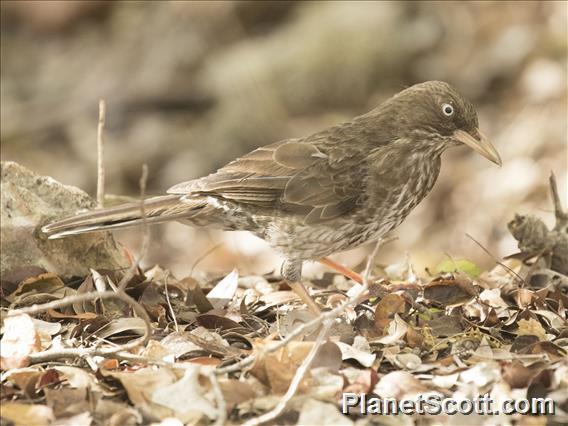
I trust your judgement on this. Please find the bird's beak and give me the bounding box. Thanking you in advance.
[453,129,502,166]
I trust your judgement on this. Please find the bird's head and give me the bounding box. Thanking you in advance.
[383,81,502,166]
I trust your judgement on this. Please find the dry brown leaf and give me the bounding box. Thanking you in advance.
[251,340,313,393]
[218,377,259,408]
[101,367,177,420]
[514,288,538,308]
[3,368,44,397]
[11,272,65,299]
[374,293,406,332]
[196,313,241,331]
[502,361,537,389]
[405,325,424,348]
[312,341,342,372]
[423,275,478,307]
[427,314,464,338]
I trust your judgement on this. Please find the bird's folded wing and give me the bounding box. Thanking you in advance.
[167,139,362,224]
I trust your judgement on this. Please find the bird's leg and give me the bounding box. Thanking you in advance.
[281,259,321,315]
[318,257,363,284]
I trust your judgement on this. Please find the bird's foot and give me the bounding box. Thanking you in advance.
[318,257,364,284]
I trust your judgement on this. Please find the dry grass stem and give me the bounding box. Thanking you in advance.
[96,99,106,208]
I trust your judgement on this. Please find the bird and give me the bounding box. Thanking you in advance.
[42,81,501,311]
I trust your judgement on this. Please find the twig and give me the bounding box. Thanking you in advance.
[96,99,106,208]
[215,238,385,376]
[363,237,387,284]
[118,164,150,291]
[465,233,526,285]
[163,272,178,332]
[550,171,567,229]
[8,290,152,364]
[209,371,227,426]
[243,319,333,426]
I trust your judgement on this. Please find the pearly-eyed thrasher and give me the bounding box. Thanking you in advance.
[43,81,501,310]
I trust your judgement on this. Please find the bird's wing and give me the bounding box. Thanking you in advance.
[167,139,363,225]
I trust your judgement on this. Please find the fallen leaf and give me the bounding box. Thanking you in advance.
[343,368,379,394]
[312,341,342,372]
[102,367,177,420]
[0,403,54,426]
[460,362,500,387]
[95,317,147,340]
[517,318,547,340]
[196,313,242,332]
[1,313,42,369]
[298,399,353,426]
[374,371,427,399]
[44,387,88,418]
[502,361,536,389]
[427,314,464,337]
[12,272,65,299]
[375,314,409,344]
[2,368,44,397]
[393,353,422,370]
[206,268,238,309]
[159,332,202,358]
[53,366,101,392]
[53,412,92,426]
[151,365,217,422]
[336,337,376,368]
[251,341,313,393]
[435,258,481,278]
[374,293,406,331]
[423,275,478,307]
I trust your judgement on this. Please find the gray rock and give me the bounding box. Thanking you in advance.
[1,161,128,279]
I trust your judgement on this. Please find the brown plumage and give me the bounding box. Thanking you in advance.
[42,81,501,282]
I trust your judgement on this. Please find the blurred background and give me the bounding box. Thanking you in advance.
[1,1,566,280]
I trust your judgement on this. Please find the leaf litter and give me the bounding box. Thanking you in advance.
[0,176,567,425]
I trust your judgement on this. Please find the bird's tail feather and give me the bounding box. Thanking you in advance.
[42,195,202,239]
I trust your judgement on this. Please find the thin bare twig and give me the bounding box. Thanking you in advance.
[96,99,106,208]
[118,164,150,291]
[363,236,386,284]
[163,272,179,332]
[8,290,152,364]
[465,232,526,285]
[243,319,333,426]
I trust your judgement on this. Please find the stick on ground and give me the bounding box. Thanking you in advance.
[96,99,106,208]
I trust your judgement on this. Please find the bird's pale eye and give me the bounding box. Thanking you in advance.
[442,103,454,117]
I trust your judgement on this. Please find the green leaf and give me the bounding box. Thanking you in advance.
[435,258,481,278]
